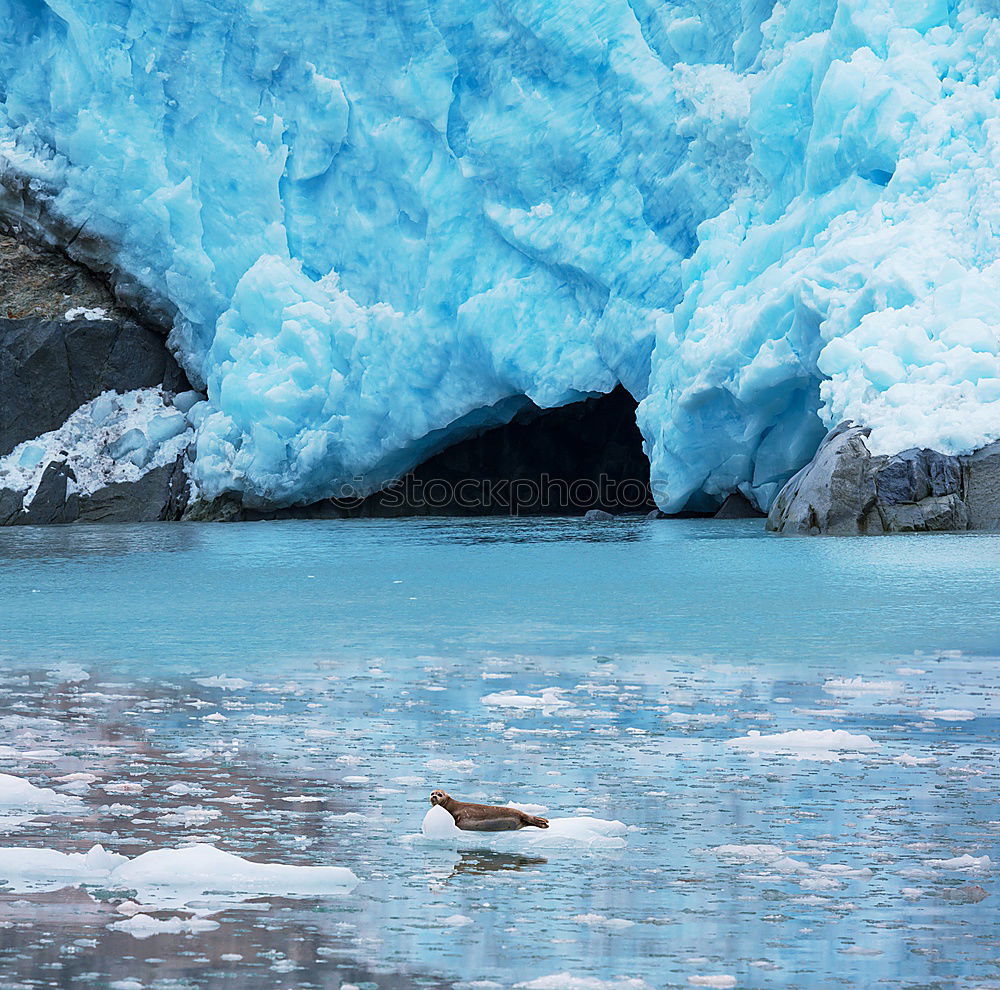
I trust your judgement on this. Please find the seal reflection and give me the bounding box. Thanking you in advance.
[449,850,548,879]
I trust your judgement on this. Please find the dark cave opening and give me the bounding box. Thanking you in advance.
[335,385,657,517]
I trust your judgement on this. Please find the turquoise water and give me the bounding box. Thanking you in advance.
[0,518,997,989]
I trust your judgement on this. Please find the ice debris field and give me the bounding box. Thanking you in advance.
[0,518,998,988]
[1,0,998,509]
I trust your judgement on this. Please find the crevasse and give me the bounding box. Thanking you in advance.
[0,0,996,510]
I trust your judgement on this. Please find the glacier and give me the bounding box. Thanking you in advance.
[0,0,997,510]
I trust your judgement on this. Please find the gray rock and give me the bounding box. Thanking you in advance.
[880,494,968,533]
[0,316,188,457]
[0,230,189,457]
[182,493,245,523]
[0,487,24,525]
[767,423,882,535]
[714,491,765,519]
[875,447,960,504]
[77,457,189,524]
[583,509,615,521]
[961,440,1000,530]
[769,422,978,535]
[19,461,80,525]
[4,457,190,527]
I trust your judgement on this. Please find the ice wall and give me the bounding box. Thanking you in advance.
[0,0,997,509]
[640,0,1000,509]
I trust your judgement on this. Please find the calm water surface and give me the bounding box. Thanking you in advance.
[0,518,997,989]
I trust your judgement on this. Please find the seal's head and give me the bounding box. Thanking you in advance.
[430,789,450,807]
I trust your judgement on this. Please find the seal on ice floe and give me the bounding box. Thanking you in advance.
[429,789,549,831]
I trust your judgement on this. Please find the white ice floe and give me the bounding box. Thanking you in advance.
[726,729,880,762]
[571,913,636,930]
[109,914,221,939]
[0,773,83,812]
[194,676,252,690]
[0,842,359,907]
[922,709,976,721]
[823,677,901,697]
[157,806,222,828]
[688,978,737,988]
[927,854,992,873]
[506,801,549,815]
[411,806,627,851]
[894,753,938,767]
[515,975,653,990]
[481,689,570,714]
[711,845,784,863]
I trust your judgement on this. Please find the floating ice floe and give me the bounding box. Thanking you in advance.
[194,676,252,690]
[410,806,627,851]
[514,975,653,990]
[0,842,359,908]
[571,913,636,931]
[109,914,221,939]
[688,977,737,989]
[822,677,902,697]
[0,773,84,812]
[481,689,570,714]
[927,854,992,873]
[893,753,938,767]
[710,843,873,894]
[922,709,976,721]
[726,729,880,762]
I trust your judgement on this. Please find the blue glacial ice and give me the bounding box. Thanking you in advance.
[0,0,997,509]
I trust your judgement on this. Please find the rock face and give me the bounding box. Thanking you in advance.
[767,423,999,535]
[0,231,196,526]
[0,457,190,526]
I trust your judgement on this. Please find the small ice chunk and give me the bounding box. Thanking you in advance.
[823,677,901,696]
[712,844,784,863]
[64,307,109,321]
[194,676,251,690]
[922,709,975,721]
[146,411,189,446]
[89,393,117,426]
[109,914,221,939]
[927,854,992,872]
[515,975,653,990]
[171,390,203,414]
[894,753,938,766]
[726,729,880,761]
[688,978,737,989]
[108,428,147,461]
[571,913,636,930]
[17,443,46,470]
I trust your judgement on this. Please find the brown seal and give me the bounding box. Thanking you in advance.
[430,789,549,831]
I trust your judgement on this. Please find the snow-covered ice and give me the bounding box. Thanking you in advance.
[726,729,880,761]
[413,805,627,851]
[0,389,193,502]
